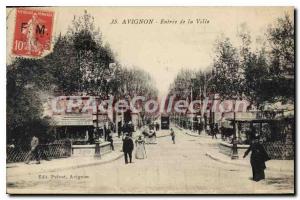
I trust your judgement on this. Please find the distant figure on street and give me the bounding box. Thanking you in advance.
[209,123,214,136]
[155,122,160,131]
[197,119,202,135]
[170,128,175,144]
[204,113,208,134]
[107,130,114,151]
[211,124,218,139]
[118,121,122,138]
[104,125,108,141]
[25,135,40,164]
[135,135,146,159]
[122,133,134,164]
[243,133,270,182]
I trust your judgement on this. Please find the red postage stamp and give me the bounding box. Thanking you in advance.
[12,8,54,57]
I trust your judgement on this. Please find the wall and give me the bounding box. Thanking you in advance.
[71,142,112,157]
[219,141,250,158]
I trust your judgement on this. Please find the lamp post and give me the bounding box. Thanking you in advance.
[191,74,196,131]
[231,96,239,160]
[198,86,203,134]
[203,70,215,132]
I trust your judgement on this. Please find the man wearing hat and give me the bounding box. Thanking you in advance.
[122,133,134,164]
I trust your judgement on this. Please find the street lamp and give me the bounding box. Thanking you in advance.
[191,73,196,131]
[203,70,215,131]
[231,96,239,160]
[198,85,203,135]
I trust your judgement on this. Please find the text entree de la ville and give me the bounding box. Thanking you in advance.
[110,18,210,25]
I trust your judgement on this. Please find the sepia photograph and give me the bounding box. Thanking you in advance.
[6,6,295,194]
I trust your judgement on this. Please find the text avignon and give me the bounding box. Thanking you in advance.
[122,19,154,24]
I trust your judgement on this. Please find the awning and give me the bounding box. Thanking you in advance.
[52,114,93,126]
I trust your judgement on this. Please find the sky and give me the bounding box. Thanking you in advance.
[6,7,293,97]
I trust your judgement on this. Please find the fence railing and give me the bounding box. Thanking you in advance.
[264,142,294,160]
[7,140,72,163]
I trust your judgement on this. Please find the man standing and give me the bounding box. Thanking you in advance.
[25,135,40,164]
[122,133,134,164]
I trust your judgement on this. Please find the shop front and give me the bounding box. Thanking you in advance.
[219,116,294,160]
[52,114,94,145]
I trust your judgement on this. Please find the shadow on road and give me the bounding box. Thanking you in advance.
[266,176,294,190]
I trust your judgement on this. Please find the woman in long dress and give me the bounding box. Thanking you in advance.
[135,136,146,159]
[243,133,270,182]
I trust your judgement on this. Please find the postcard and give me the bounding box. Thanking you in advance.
[6,6,295,194]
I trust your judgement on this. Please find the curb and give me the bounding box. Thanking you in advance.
[7,152,124,178]
[157,134,170,138]
[173,125,204,137]
[175,126,183,131]
[205,152,294,174]
[182,129,210,138]
[205,152,248,168]
[64,152,124,170]
[184,131,203,137]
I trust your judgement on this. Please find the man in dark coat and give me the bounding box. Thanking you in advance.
[122,133,134,164]
[243,133,270,182]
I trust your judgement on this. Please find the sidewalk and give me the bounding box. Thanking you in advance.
[206,148,294,174]
[183,129,210,138]
[175,125,294,174]
[156,129,172,138]
[175,126,222,143]
[7,150,123,178]
[173,125,204,136]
